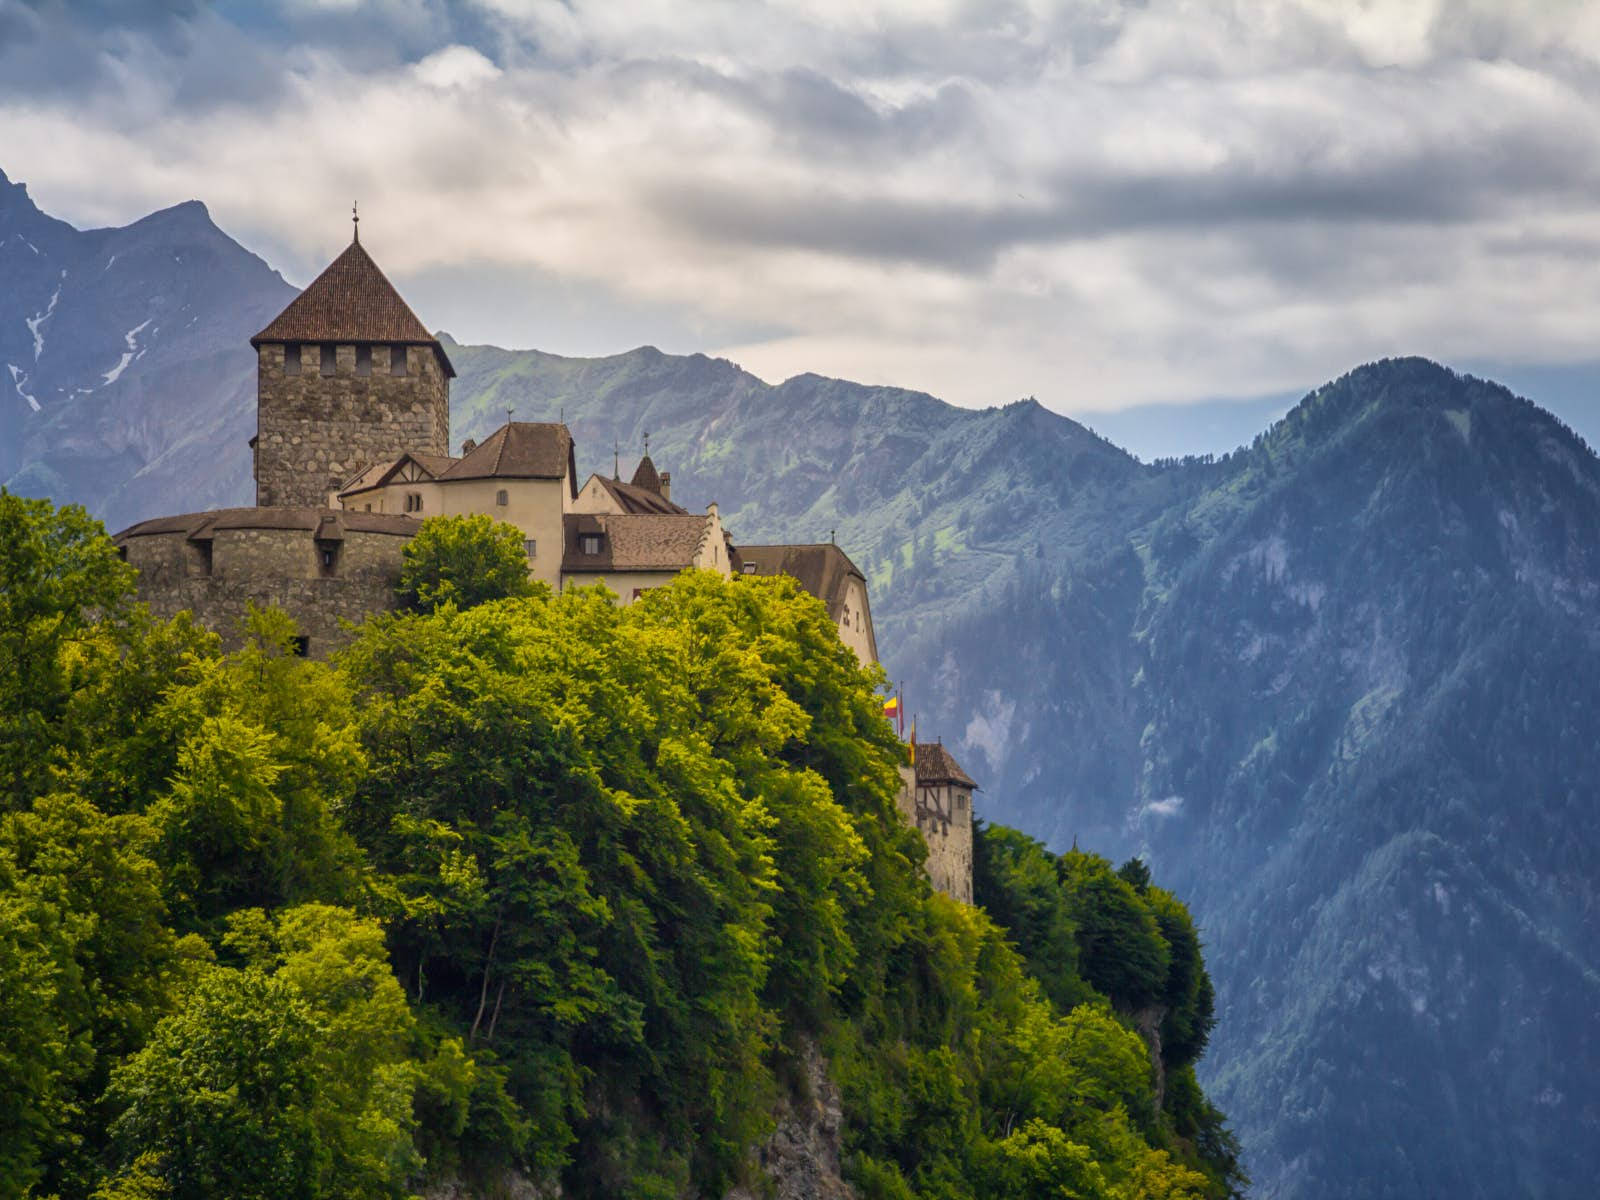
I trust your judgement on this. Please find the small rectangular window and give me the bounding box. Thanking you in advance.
[318,543,340,577]
[291,636,310,658]
[496,489,509,506]
[284,343,301,375]
[355,345,372,376]
[390,345,408,376]
[524,538,537,558]
[742,562,758,575]
[321,344,336,376]
[186,540,213,578]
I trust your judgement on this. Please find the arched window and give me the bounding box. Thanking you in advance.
[496,489,509,506]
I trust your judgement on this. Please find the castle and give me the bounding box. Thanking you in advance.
[114,226,973,902]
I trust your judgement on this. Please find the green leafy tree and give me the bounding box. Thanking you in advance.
[106,905,458,1200]
[0,491,135,809]
[396,514,542,613]
[1057,850,1170,1013]
[150,606,366,933]
[106,966,325,1199]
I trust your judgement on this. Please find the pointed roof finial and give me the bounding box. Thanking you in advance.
[506,405,514,426]
[643,430,650,457]
[352,200,359,244]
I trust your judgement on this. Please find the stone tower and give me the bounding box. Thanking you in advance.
[249,235,454,508]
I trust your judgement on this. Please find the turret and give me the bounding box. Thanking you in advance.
[249,228,453,508]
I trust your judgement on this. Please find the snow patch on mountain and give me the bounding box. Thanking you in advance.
[8,363,39,411]
[26,277,62,359]
[102,318,153,385]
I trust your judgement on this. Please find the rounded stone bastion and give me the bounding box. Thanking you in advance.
[114,507,419,657]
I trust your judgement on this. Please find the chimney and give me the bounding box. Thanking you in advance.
[461,438,477,455]
[660,471,671,501]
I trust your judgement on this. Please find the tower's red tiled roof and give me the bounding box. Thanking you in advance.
[251,239,454,376]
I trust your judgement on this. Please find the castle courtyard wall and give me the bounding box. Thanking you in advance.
[121,519,411,656]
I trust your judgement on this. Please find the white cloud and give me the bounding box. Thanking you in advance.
[7,0,1600,411]
[413,44,502,89]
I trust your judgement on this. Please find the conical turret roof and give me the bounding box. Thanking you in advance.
[251,239,454,376]
[630,454,662,494]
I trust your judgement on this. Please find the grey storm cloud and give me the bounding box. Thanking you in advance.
[650,116,1600,276]
[5,0,1600,413]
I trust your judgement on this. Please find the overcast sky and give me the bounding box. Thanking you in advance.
[5,0,1600,418]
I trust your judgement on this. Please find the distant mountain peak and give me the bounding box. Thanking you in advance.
[129,198,215,231]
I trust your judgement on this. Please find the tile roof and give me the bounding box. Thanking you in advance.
[115,507,420,541]
[914,742,978,789]
[251,239,455,377]
[735,543,867,620]
[338,451,464,498]
[587,473,688,515]
[630,454,662,494]
[439,423,576,493]
[561,512,711,572]
[736,542,877,661]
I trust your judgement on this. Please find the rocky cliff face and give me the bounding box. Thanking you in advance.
[727,1040,853,1200]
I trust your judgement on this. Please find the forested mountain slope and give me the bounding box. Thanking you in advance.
[923,361,1600,1196]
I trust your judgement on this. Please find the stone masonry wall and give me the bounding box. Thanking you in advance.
[895,767,975,904]
[124,525,409,656]
[256,342,450,507]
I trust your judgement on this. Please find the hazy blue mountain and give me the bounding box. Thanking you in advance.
[11,178,1600,1197]
[0,167,292,523]
[916,361,1600,1197]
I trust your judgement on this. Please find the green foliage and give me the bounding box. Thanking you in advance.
[0,489,136,810]
[0,496,1240,1200]
[396,514,543,613]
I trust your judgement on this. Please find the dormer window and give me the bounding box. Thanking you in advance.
[390,345,408,376]
[580,533,604,555]
[742,562,758,575]
[284,343,301,375]
[321,344,337,376]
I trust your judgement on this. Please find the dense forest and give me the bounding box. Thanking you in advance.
[0,495,1241,1199]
